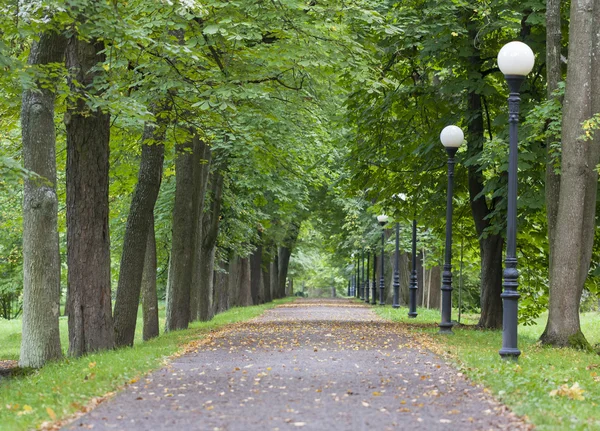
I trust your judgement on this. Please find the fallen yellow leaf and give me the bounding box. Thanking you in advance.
[46,407,57,420]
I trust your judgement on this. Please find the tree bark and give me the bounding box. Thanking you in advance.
[197,171,224,321]
[262,251,272,303]
[20,32,66,368]
[542,0,599,348]
[250,243,263,305]
[164,138,196,332]
[228,254,241,308]
[477,235,504,328]
[271,251,280,299]
[189,139,212,321]
[466,83,504,329]
[113,116,166,347]
[238,257,253,306]
[141,217,159,341]
[545,0,563,264]
[214,260,230,314]
[66,36,114,357]
[278,223,300,299]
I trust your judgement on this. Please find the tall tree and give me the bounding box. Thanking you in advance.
[541,0,599,348]
[19,31,66,368]
[65,33,114,356]
[141,217,159,341]
[164,135,199,331]
[113,114,167,347]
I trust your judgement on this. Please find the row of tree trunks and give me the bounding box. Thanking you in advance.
[19,32,66,368]
[113,113,167,347]
[65,36,114,357]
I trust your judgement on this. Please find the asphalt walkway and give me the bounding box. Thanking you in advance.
[64,298,529,430]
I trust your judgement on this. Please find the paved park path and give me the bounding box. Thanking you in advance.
[64,299,530,430]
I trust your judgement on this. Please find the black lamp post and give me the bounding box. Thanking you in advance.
[355,253,359,298]
[408,219,418,318]
[377,215,389,305]
[392,222,400,309]
[365,251,370,303]
[371,253,377,305]
[439,125,464,334]
[497,41,535,361]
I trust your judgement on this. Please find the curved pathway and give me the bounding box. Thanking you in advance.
[64,299,529,430]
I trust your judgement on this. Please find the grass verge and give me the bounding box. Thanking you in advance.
[376,306,600,431]
[0,298,294,430]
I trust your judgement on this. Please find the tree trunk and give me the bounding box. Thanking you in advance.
[66,37,114,357]
[262,253,272,303]
[189,139,212,322]
[545,0,563,264]
[238,257,252,306]
[197,171,224,321]
[228,254,241,308]
[542,0,599,348]
[278,246,291,299]
[467,87,504,328]
[416,251,424,307]
[164,138,196,332]
[214,260,230,314]
[141,217,159,341]
[278,223,299,299]
[271,251,280,299]
[114,117,166,347]
[250,243,262,305]
[427,266,441,310]
[477,235,504,328]
[20,32,66,368]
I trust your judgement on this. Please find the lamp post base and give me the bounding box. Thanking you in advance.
[438,323,454,335]
[499,347,521,360]
[408,312,417,318]
[392,304,400,309]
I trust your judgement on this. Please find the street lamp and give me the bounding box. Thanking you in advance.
[408,219,418,318]
[377,215,389,305]
[497,41,534,361]
[392,194,406,309]
[439,125,464,334]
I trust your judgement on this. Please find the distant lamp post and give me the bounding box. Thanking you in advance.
[393,194,407,309]
[439,125,464,334]
[377,215,389,305]
[497,41,535,361]
[408,219,418,318]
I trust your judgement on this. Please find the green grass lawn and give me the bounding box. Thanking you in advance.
[376,306,600,431]
[0,299,294,430]
[0,302,169,361]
